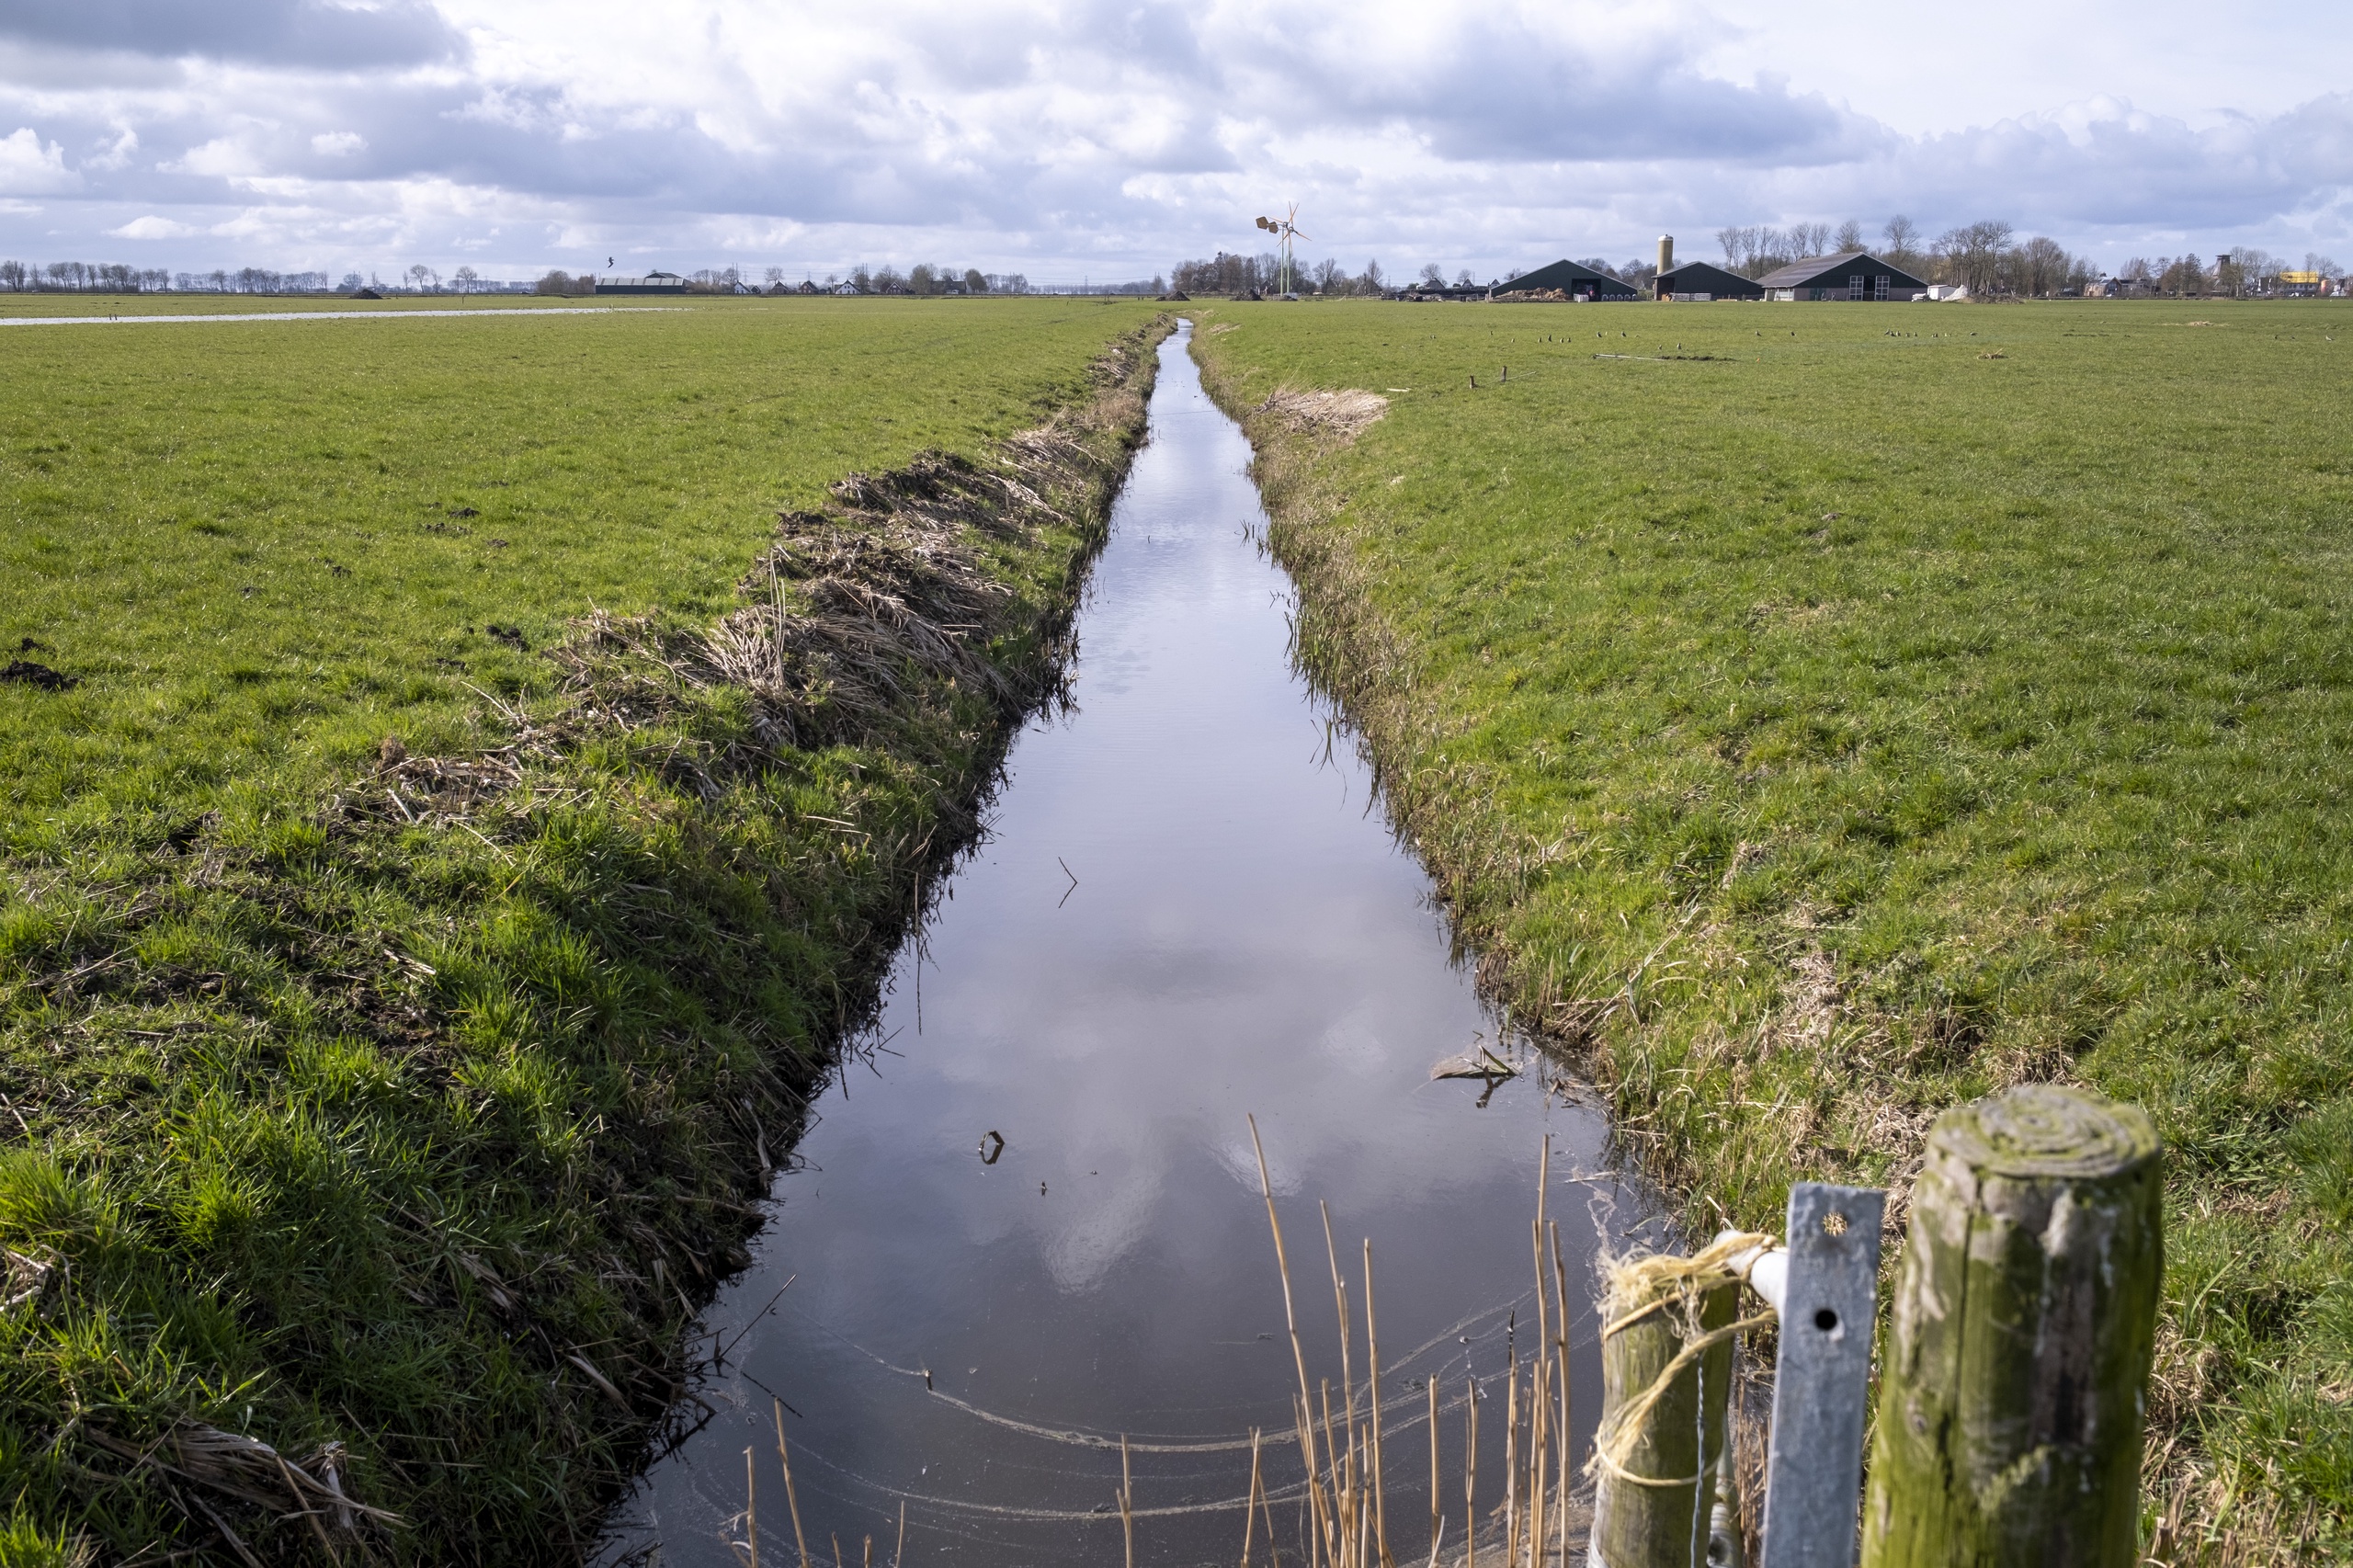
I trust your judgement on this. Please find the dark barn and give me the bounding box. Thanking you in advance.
[1755,251,1927,301]
[1494,259,1640,300]
[1654,260,1765,301]
[594,269,688,295]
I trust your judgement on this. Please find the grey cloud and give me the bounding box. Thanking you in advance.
[6,2,2353,279]
[1883,97,2353,237]
[0,0,463,69]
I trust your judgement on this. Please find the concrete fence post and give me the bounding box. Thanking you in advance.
[1860,1084,2163,1568]
[1758,1183,1885,1568]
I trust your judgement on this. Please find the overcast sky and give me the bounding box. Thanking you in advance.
[1,0,2348,283]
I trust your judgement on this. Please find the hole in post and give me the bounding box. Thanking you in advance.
[1814,1308,1839,1333]
[1822,1210,1848,1236]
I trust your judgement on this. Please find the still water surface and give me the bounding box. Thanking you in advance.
[598,324,1656,1567]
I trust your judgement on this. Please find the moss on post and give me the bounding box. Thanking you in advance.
[1861,1085,2163,1568]
[1593,1264,1740,1568]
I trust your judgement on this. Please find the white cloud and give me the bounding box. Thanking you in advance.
[88,127,139,170]
[108,213,199,238]
[0,0,2348,277]
[0,127,75,195]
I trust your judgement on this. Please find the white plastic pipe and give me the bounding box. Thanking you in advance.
[1712,1230,1788,1312]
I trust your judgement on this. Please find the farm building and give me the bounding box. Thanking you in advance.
[1754,251,1927,301]
[594,269,688,295]
[1493,259,1640,300]
[1654,260,1764,301]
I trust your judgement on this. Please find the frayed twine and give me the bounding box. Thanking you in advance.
[1587,1230,1778,1490]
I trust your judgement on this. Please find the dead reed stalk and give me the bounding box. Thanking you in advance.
[1120,1433,1135,1568]
[1243,1427,1264,1568]
[1366,1238,1391,1568]
[1429,1376,1442,1565]
[1250,1113,1331,1568]
[746,1446,760,1568]
[1465,1378,1479,1568]
[775,1401,811,1568]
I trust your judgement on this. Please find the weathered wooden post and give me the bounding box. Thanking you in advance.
[1592,1250,1744,1568]
[1861,1084,2163,1568]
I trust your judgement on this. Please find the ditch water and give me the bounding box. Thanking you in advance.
[597,323,1659,1567]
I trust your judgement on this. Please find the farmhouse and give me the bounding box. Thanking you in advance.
[594,269,688,295]
[1493,259,1640,300]
[1654,260,1764,301]
[1755,251,1927,301]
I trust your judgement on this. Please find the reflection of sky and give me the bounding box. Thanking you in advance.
[599,328,1662,1568]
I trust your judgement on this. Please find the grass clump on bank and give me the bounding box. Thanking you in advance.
[1190,298,2353,1559]
[0,297,1165,1563]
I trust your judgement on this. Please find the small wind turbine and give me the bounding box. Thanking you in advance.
[1255,205,1309,296]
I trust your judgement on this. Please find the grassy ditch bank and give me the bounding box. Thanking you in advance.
[0,298,1165,1563]
[1188,299,2353,1558]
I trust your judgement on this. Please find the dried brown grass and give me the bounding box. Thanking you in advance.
[1253,385,1390,442]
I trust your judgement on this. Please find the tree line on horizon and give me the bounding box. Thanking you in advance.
[7,231,2345,303]
[1173,218,2348,301]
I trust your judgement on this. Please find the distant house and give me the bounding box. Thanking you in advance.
[595,269,688,296]
[1654,260,1764,301]
[1493,259,1640,300]
[1756,252,1927,301]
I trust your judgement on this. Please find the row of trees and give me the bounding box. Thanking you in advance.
[1170,253,1387,296]
[0,261,172,291]
[1713,218,2092,297]
[839,263,1032,295]
[529,264,1047,297]
[0,262,355,293]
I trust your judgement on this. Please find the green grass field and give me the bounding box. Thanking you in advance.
[0,296,1161,1563]
[1190,297,2353,1558]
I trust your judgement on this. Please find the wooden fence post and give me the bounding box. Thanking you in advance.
[1593,1265,1740,1567]
[1860,1084,2163,1568]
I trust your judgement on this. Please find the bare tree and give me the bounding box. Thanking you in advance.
[1934,221,2013,293]
[2013,235,2069,297]
[453,265,480,294]
[1882,215,1920,259]
[1835,219,1865,252]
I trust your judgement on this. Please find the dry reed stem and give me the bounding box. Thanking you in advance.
[1120,1433,1135,1568]
[1366,1238,1392,1568]
[1550,1222,1572,1568]
[1243,1427,1264,1568]
[1504,1343,1518,1568]
[1249,1114,1331,1568]
[1429,1375,1442,1564]
[745,1446,760,1568]
[775,1401,811,1568]
[1465,1378,1479,1568]
[893,1502,904,1568]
